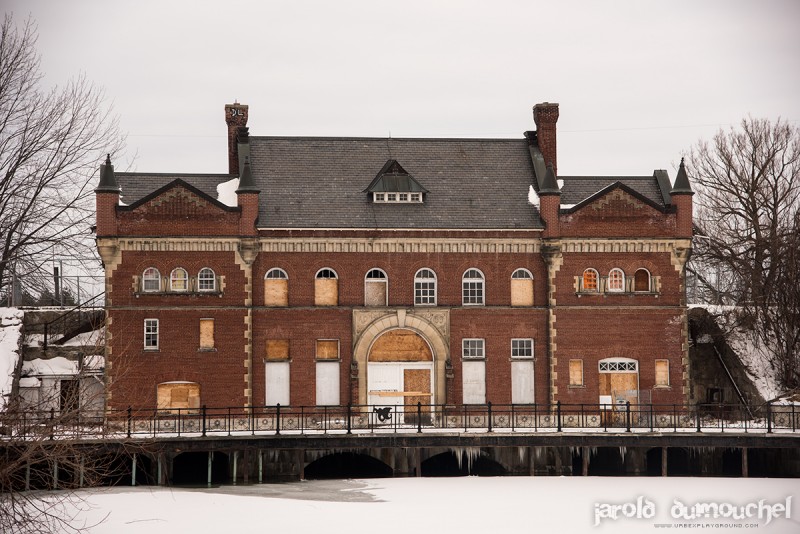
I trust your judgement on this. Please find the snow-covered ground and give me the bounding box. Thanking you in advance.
[55,477,799,534]
[0,307,23,409]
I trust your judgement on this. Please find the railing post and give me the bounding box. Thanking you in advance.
[126,407,132,438]
[649,403,654,432]
[556,401,562,432]
[487,402,493,433]
[202,405,207,436]
[625,401,631,432]
[43,324,48,350]
[696,405,701,433]
[463,404,468,432]
[347,403,352,434]
[417,402,422,433]
[766,401,772,434]
[276,403,281,435]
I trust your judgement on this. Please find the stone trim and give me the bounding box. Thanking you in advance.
[260,238,540,254]
[560,238,691,255]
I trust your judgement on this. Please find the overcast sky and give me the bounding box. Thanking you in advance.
[6,0,800,178]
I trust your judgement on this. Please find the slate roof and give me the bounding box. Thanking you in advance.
[116,173,232,206]
[558,176,667,207]
[247,137,542,229]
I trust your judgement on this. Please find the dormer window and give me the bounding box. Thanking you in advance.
[366,159,428,204]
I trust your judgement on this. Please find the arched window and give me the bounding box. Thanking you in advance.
[315,268,338,306]
[462,268,485,305]
[364,268,388,306]
[582,269,598,292]
[142,267,161,292]
[414,268,437,306]
[197,268,216,292]
[511,268,534,306]
[170,268,188,292]
[607,268,625,292]
[634,268,651,292]
[264,268,288,306]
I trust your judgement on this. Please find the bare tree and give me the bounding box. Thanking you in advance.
[0,14,123,304]
[687,117,800,391]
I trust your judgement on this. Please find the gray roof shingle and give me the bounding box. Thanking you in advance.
[559,176,666,207]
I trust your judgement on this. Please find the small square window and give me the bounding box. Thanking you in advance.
[374,193,385,202]
[399,193,408,201]
[387,193,397,201]
[511,339,533,359]
[410,193,421,202]
[462,338,485,359]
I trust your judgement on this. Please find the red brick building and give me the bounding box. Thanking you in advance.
[95,102,693,413]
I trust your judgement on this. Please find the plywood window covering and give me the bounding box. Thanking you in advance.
[199,319,214,349]
[634,269,651,292]
[510,268,534,306]
[316,361,340,406]
[569,359,584,386]
[511,360,535,404]
[655,359,670,386]
[364,269,387,306]
[315,268,338,306]
[264,268,288,307]
[170,268,188,291]
[462,360,486,404]
[607,268,625,292]
[266,339,289,360]
[198,268,216,291]
[462,268,485,305]
[315,340,339,360]
[144,319,159,350]
[157,382,200,413]
[142,267,161,292]
[414,268,437,305]
[265,362,290,406]
[582,269,598,292]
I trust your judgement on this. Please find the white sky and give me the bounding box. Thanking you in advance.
[6,0,800,177]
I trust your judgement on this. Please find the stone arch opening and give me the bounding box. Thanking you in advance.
[587,447,626,476]
[172,451,230,486]
[304,452,393,479]
[421,450,506,477]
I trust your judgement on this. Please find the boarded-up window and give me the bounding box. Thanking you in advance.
[316,340,339,360]
[199,319,214,349]
[582,269,598,292]
[462,360,486,404]
[634,269,650,292]
[266,339,289,360]
[364,269,387,306]
[315,268,338,306]
[316,361,340,405]
[655,360,669,386]
[157,382,200,413]
[265,362,290,405]
[511,360,535,403]
[264,268,288,306]
[511,269,534,306]
[569,359,584,386]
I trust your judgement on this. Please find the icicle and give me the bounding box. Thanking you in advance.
[618,446,627,462]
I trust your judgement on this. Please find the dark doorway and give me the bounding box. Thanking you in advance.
[60,380,79,413]
[304,453,393,479]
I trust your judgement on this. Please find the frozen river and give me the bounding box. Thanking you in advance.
[59,477,798,534]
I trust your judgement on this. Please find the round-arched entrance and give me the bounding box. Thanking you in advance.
[368,329,434,422]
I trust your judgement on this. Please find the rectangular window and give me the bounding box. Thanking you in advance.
[511,360,535,404]
[315,340,339,360]
[266,339,289,360]
[316,361,340,405]
[374,193,385,202]
[199,319,214,349]
[265,362,290,406]
[462,339,485,359]
[462,360,486,404]
[410,193,421,202]
[511,339,533,359]
[655,359,670,386]
[569,359,584,386]
[399,193,408,201]
[387,193,397,201]
[144,319,159,350]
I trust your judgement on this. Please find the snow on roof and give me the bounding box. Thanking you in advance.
[217,177,239,207]
[0,307,24,409]
[21,355,105,377]
[527,185,539,207]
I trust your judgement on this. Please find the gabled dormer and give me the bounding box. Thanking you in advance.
[364,159,428,203]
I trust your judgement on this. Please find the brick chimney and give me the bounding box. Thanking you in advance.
[225,102,249,175]
[95,154,119,236]
[533,102,559,175]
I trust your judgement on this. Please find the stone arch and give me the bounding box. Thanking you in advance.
[353,311,448,406]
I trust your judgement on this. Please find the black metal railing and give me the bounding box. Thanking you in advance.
[2,401,798,441]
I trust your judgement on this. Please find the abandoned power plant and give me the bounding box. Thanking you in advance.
[2,102,799,487]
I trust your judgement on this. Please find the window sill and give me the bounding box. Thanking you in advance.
[315,358,341,363]
[143,348,159,353]
[568,384,585,389]
[198,348,217,353]
[136,291,223,298]
[576,291,660,297]
[653,385,671,389]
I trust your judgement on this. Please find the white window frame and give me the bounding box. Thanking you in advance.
[511,268,533,280]
[170,267,189,292]
[373,192,424,203]
[265,268,288,280]
[144,319,159,350]
[414,268,437,306]
[462,338,485,359]
[197,267,216,292]
[142,268,161,292]
[598,358,638,373]
[364,268,388,306]
[315,268,338,279]
[462,268,485,306]
[511,338,534,359]
[607,268,625,292]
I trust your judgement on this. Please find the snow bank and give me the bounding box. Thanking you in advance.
[0,308,23,409]
[217,177,239,207]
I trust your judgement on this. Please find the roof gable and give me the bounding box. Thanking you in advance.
[562,182,670,214]
[364,159,429,193]
[120,179,240,214]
